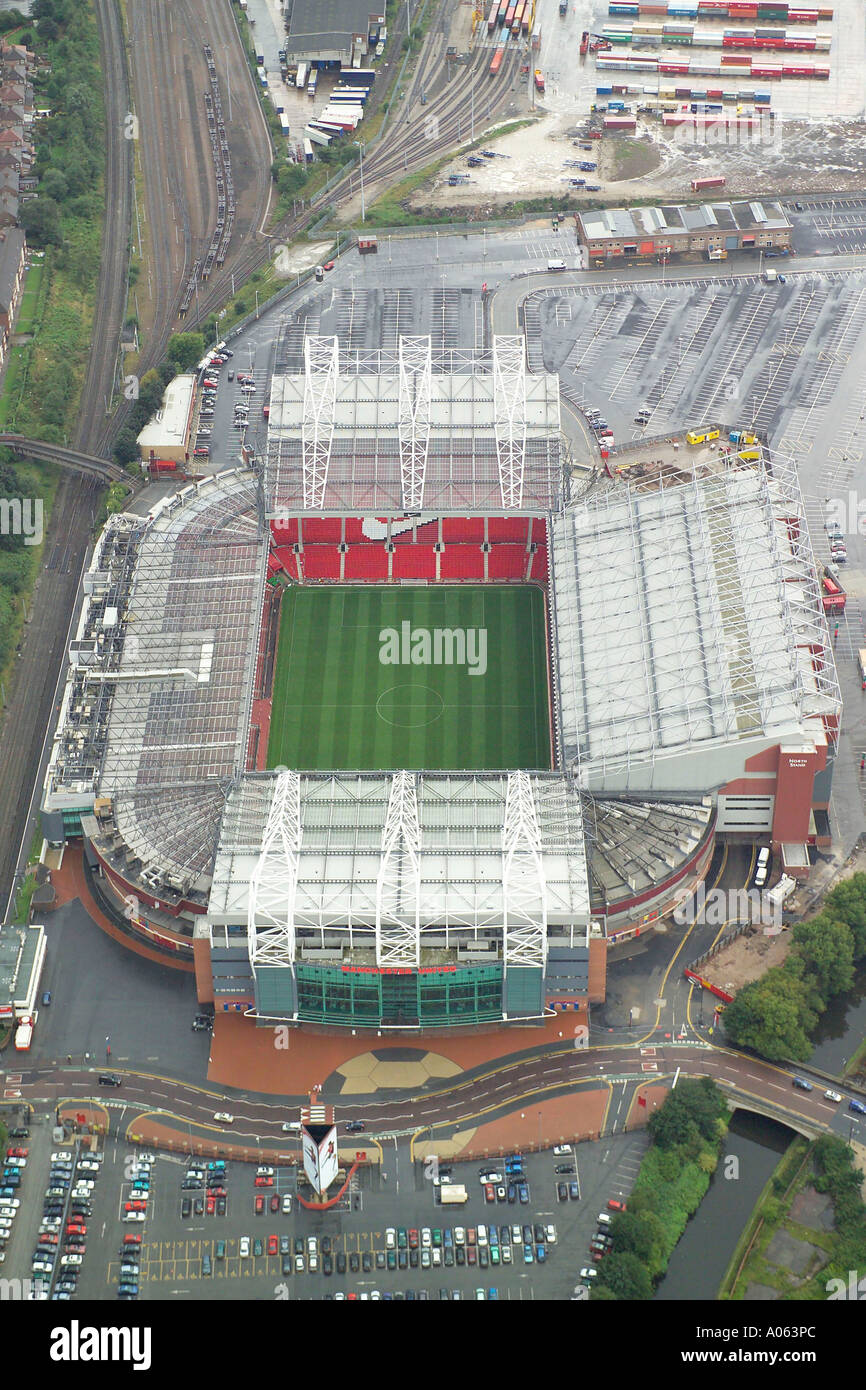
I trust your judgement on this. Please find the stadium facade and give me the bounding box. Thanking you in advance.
[41,332,840,1032]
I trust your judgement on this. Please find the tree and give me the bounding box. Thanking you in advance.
[38,15,59,39]
[112,428,139,468]
[595,1251,653,1300]
[824,875,866,959]
[40,168,69,202]
[19,196,62,246]
[792,913,855,999]
[609,1209,667,1274]
[722,972,813,1062]
[166,332,205,373]
[648,1100,699,1153]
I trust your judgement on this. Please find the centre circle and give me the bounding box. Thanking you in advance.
[376,684,445,728]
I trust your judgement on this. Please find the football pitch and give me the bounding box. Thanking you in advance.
[267,585,551,772]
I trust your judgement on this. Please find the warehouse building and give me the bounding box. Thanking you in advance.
[283,0,384,66]
[576,199,792,264]
[136,373,196,466]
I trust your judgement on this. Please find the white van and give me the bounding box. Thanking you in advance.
[547,259,567,272]
[757,847,770,868]
[477,1223,488,1247]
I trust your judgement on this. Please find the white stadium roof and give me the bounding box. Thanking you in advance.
[550,453,840,792]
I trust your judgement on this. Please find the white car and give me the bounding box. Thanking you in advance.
[824,1090,842,1103]
[123,1211,146,1223]
[454,1227,465,1245]
[294,1254,304,1272]
[431,1248,442,1266]
[78,1161,100,1173]
[501,1245,512,1264]
[385,1227,397,1250]
[479,1171,502,1185]
[308,1254,319,1273]
[213,1113,234,1124]
[421,1228,432,1247]
[280,1122,300,1133]
[50,1152,70,1164]
[281,1194,292,1214]
[477,1224,488,1247]
[546,1224,557,1245]
[60,1254,83,1267]
[306,1236,318,1256]
[0,1207,18,1220]
[135,1153,155,1164]
[32,1261,53,1275]
[4,1157,25,1168]
[579,1267,598,1279]
[553,1145,572,1156]
[256,1166,274,1177]
[239,1236,251,1257]
[1,1198,19,1209]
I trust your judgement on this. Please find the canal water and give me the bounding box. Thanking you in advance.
[654,1111,793,1301]
[808,965,866,1076]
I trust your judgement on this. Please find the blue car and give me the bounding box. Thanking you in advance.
[523,1245,533,1264]
[42,990,51,1006]
[518,1183,529,1204]
[536,1243,547,1263]
[849,1099,866,1116]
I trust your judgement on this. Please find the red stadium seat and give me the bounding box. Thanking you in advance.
[487,545,527,580]
[300,517,343,544]
[391,545,436,578]
[487,517,531,543]
[270,519,299,545]
[528,545,548,582]
[301,547,341,580]
[442,517,485,543]
[439,546,485,580]
[344,545,389,580]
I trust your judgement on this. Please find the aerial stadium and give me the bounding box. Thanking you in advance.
[40,329,841,1032]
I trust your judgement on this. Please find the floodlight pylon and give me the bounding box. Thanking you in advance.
[375,770,422,966]
[248,769,302,969]
[302,336,339,509]
[398,336,432,512]
[502,771,547,970]
[493,335,527,510]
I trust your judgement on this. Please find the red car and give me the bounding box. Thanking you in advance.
[408,1229,419,1249]
[124,1201,147,1212]
[254,1176,273,1188]
[206,1196,215,1215]
[65,1243,86,1255]
[269,1194,280,1213]
[607,1199,627,1212]
[38,1234,59,1245]
[66,1224,87,1236]
[323,261,335,272]
[6,1147,28,1158]
[267,1235,278,1256]
[210,1187,226,1198]
[484,1183,495,1203]
[254,1195,265,1215]
[123,1234,142,1247]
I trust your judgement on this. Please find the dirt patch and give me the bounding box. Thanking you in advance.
[789,1188,835,1233]
[703,928,793,997]
[602,137,660,183]
[745,1282,781,1300]
[765,1230,827,1276]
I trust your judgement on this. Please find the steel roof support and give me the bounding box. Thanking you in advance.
[493,335,527,510]
[302,336,339,509]
[502,771,547,971]
[398,336,432,512]
[248,769,302,969]
[375,770,421,967]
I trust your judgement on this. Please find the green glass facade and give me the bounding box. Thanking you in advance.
[294,963,505,1028]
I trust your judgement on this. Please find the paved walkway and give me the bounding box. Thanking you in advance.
[52,849,194,973]
[209,1006,590,1096]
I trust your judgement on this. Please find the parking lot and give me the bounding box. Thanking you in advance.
[2,1125,650,1299]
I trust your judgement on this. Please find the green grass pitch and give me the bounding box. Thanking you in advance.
[267,585,551,772]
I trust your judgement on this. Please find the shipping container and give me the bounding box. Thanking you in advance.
[504,3,516,28]
[296,62,308,89]
[305,125,334,147]
[303,138,313,163]
[489,45,506,75]
[513,0,527,32]
[691,174,727,189]
[279,112,290,136]
[487,0,499,29]
[338,68,376,87]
